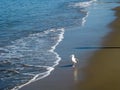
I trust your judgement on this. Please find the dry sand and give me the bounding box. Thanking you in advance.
[77,6,120,90]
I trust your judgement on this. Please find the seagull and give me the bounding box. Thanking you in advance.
[71,54,78,67]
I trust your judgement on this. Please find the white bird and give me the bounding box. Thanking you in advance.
[71,54,78,67]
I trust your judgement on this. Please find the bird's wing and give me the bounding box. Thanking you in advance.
[76,58,79,62]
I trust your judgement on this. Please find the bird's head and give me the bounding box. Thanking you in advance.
[70,54,75,58]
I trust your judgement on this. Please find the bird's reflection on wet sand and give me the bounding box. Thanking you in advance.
[73,67,79,83]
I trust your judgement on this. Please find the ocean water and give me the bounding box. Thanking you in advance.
[0,0,119,90]
[0,0,94,89]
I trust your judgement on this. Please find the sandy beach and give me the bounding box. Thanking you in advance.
[19,2,120,90]
[77,6,120,90]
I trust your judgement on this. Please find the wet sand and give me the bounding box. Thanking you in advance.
[78,6,120,90]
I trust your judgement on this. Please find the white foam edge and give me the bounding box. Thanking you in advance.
[11,28,65,90]
[12,66,54,90]
[70,0,97,8]
[81,12,89,26]
[49,28,64,67]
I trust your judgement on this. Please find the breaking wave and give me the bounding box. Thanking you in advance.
[0,28,64,90]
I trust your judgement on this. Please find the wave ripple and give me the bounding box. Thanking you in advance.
[0,28,64,90]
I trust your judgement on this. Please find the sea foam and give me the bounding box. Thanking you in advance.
[12,28,64,90]
[0,28,64,90]
[68,0,97,26]
[70,0,97,8]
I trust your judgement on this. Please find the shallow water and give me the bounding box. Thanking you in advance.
[0,0,95,90]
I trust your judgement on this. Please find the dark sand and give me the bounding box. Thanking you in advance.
[77,7,120,90]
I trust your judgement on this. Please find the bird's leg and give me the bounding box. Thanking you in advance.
[72,63,75,68]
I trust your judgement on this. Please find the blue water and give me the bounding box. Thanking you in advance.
[0,0,87,47]
[0,0,91,89]
[0,0,119,90]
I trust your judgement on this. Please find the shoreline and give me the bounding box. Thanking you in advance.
[104,7,120,46]
[18,2,120,90]
[78,6,120,90]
